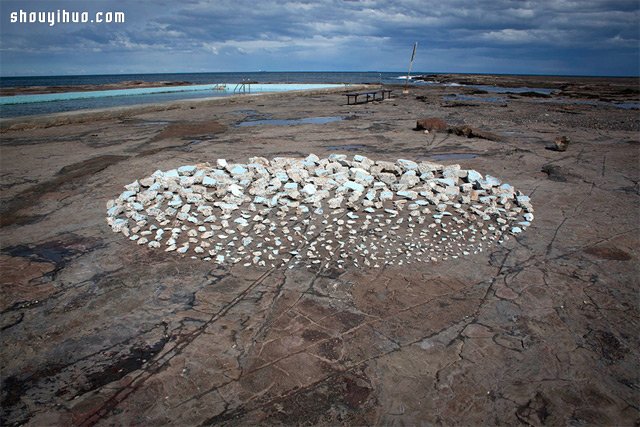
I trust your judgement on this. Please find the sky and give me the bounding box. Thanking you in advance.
[1,0,638,77]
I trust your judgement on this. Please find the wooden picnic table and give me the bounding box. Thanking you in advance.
[344,89,393,105]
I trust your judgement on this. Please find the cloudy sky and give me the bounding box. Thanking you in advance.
[1,0,638,76]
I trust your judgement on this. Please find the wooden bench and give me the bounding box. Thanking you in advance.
[344,89,392,105]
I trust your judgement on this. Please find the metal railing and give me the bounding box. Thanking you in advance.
[233,80,256,94]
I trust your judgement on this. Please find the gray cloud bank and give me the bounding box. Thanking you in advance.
[1,0,638,76]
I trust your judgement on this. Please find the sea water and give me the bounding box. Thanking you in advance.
[0,72,409,118]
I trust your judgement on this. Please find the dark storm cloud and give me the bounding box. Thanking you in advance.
[1,0,638,75]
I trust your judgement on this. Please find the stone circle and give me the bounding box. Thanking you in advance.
[106,154,534,269]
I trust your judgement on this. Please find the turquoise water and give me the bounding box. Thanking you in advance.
[0,83,345,105]
[0,82,347,117]
[0,72,403,117]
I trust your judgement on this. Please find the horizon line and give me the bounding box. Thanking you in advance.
[2,70,639,79]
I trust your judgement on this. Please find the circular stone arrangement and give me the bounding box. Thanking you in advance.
[106,154,533,269]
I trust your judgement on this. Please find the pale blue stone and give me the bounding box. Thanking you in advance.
[219,203,238,211]
[275,171,289,182]
[168,196,183,207]
[397,159,418,170]
[301,183,317,195]
[228,184,244,197]
[230,165,248,175]
[479,196,496,204]
[178,165,197,175]
[234,217,248,226]
[119,190,136,200]
[379,190,394,200]
[436,177,456,187]
[165,169,179,178]
[342,181,365,193]
[253,196,267,204]
[352,168,373,183]
[111,218,128,231]
[132,212,146,222]
[484,175,501,187]
[397,190,418,200]
[107,206,123,217]
[466,170,483,182]
[305,153,320,164]
[202,176,217,187]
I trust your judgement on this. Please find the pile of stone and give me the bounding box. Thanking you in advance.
[106,154,533,268]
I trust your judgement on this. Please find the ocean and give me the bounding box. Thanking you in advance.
[1,71,413,88]
[0,72,421,118]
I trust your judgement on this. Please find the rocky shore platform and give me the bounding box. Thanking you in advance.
[0,80,193,97]
[1,75,638,426]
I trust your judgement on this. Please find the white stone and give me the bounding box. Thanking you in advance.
[301,183,317,196]
[397,190,418,200]
[397,159,418,170]
[341,181,365,193]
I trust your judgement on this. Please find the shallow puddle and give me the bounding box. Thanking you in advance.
[237,116,344,127]
[325,144,369,151]
[133,120,172,127]
[428,153,479,161]
[443,94,505,103]
[470,85,554,95]
[612,102,640,110]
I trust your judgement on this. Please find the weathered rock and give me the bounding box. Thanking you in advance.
[415,117,448,132]
[551,135,571,151]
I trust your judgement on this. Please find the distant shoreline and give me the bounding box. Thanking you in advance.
[2,73,638,97]
[1,73,636,120]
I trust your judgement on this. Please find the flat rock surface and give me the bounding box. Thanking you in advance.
[1,77,639,426]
